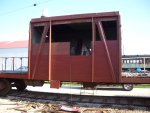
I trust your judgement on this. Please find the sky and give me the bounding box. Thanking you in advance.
[0,0,150,55]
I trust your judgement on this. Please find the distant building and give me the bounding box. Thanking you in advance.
[0,40,28,71]
[0,40,28,57]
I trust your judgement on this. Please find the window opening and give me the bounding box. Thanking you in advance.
[96,24,101,41]
[52,22,92,56]
[32,24,44,44]
[101,21,117,40]
[124,60,126,63]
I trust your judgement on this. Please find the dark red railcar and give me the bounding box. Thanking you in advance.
[0,11,150,96]
[29,11,121,87]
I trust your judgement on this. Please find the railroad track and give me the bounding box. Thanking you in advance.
[6,89,150,108]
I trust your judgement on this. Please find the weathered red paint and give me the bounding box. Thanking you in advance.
[29,12,121,85]
[50,80,60,88]
[0,73,27,79]
[93,41,118,82]
[121,78,150,83]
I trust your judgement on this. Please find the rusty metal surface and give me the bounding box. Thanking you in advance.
[50,80,60,88]
[51,56,92,82]
[31,23,50,80]
[29,11,121,84]
[52,42,70,55]
[0,73,27,79]
[30,44,49,80]
[95,21,116,82]
[51,55,70,81]
[93,41,119,82]
[117,15,122,83]
[31,12,119,23]
[70,56,92,82]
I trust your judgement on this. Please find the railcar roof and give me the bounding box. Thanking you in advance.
[31,11,119,23]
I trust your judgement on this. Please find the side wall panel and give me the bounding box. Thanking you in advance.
[51,42,92,82]
[51,43,70,81]
[70,56,91,82]
[93,41,118,83]
[30,44,49,80]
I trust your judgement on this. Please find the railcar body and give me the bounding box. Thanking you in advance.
[0,11,150,96]
[29,11,121,88]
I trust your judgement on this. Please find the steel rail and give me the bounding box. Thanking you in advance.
[7,90,150,107]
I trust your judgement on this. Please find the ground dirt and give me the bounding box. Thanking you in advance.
[0,97,150,113]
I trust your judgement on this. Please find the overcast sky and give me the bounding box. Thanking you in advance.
[0,0,149,55]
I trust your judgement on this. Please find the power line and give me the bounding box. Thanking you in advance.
[0,0,51,17]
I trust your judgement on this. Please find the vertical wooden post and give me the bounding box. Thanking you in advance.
[117,16,122,83]
[12,57,14,71]
[92,17,95,82]
[20,57,23,71]
[143,57,146,71]
[49,20,52,81]
[48,21,60,88]
[28,24,32,79]
[5,58,7,71]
